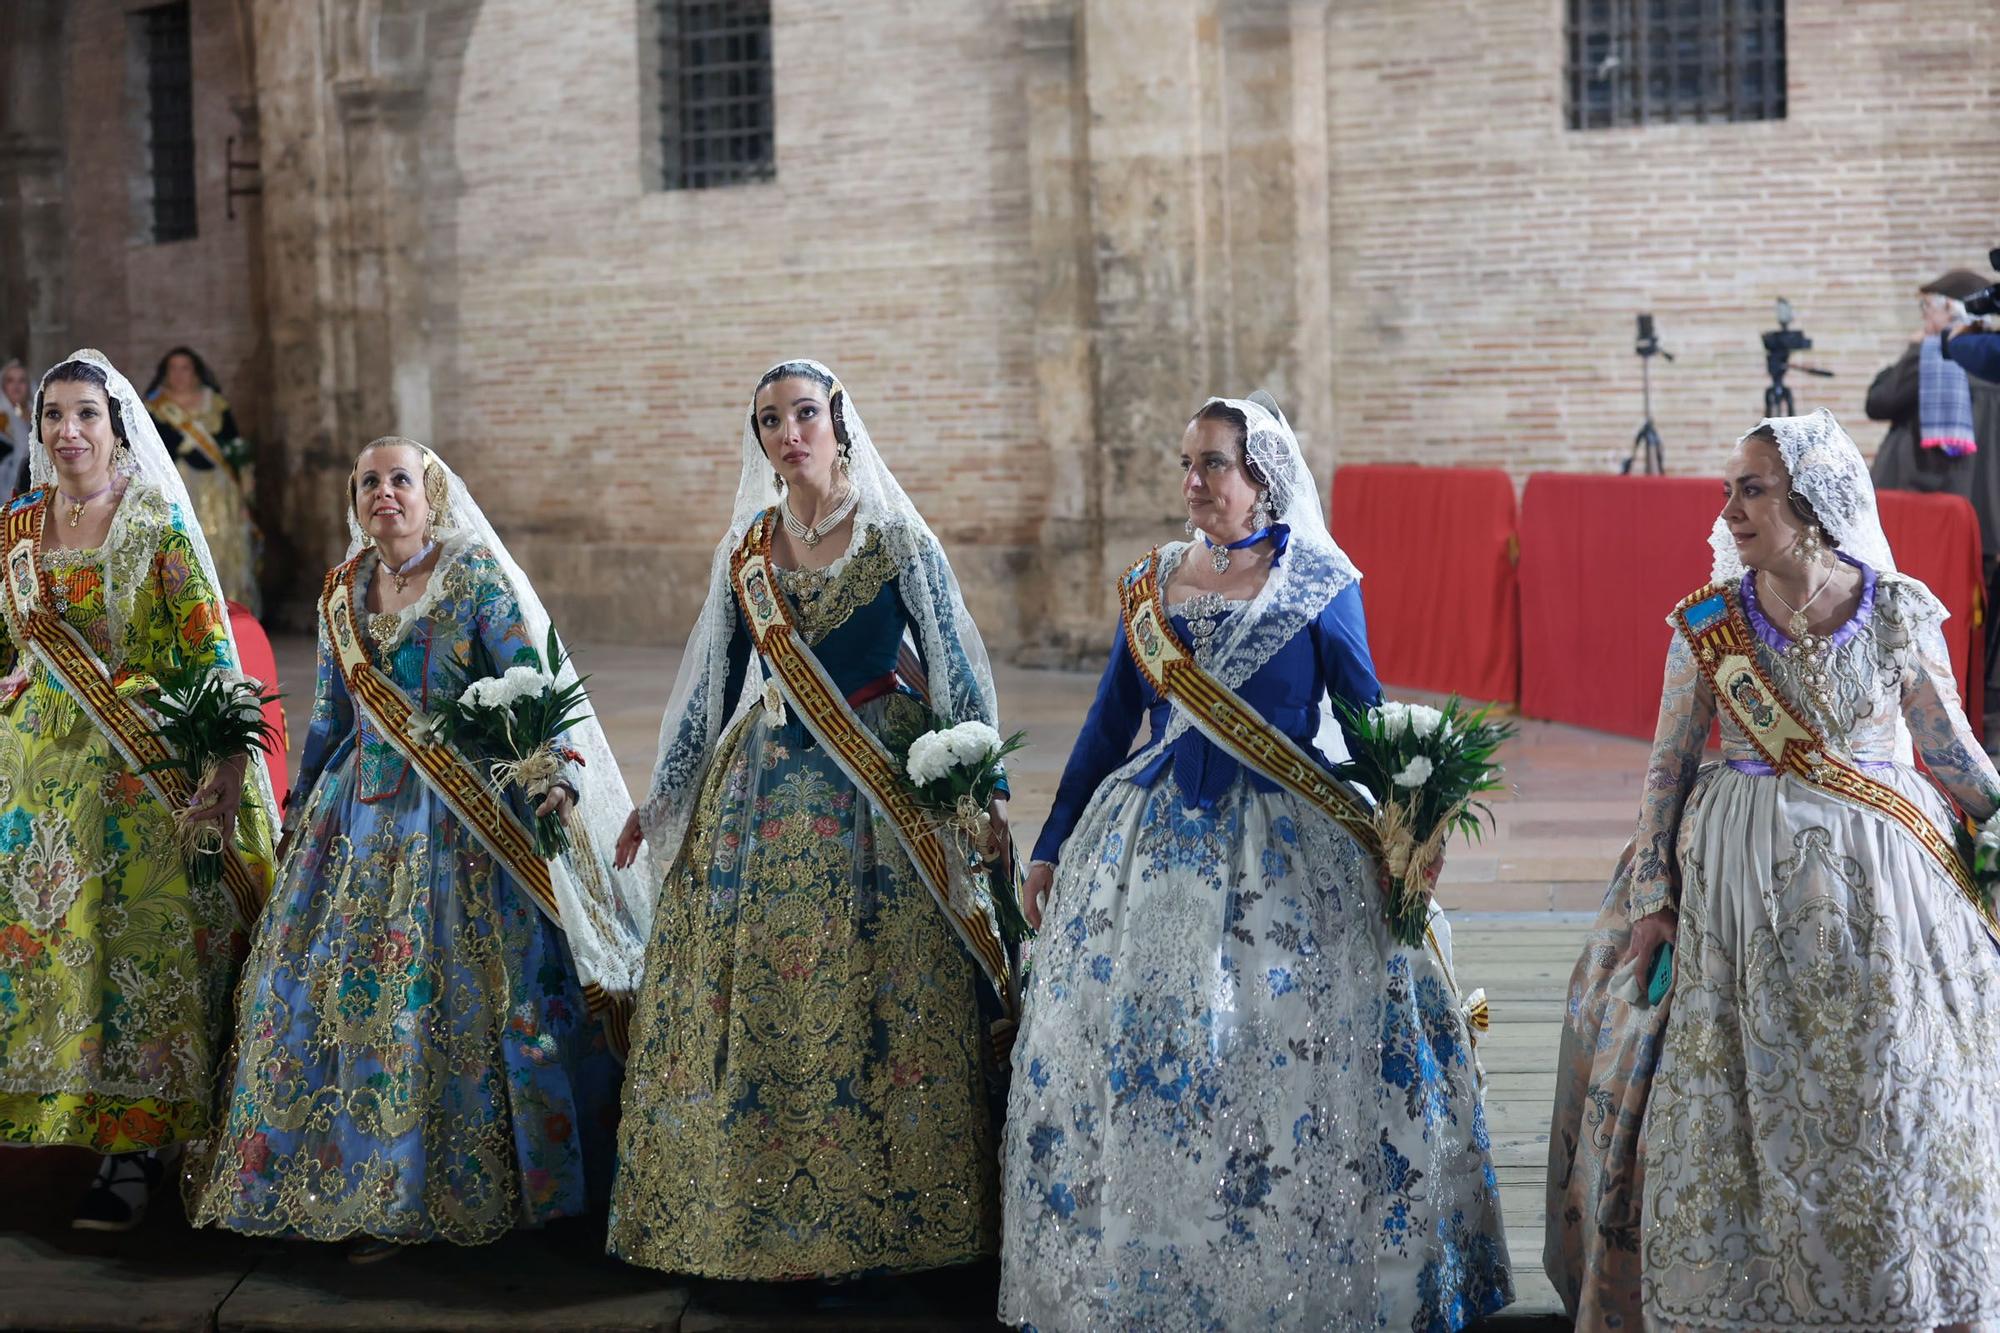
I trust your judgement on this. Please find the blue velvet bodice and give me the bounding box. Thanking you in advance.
[1030,580,1380,865]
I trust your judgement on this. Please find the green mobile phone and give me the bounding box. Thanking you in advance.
[1647,940,1675,1007]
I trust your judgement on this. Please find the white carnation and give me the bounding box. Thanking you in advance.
[944,721,1001,765]
[460,665,553,712]
[1392,755,1434,789]
[1978,810,2000,854]
[1374,702,1411,742]
[1406,704,1445,740]
[906,733,952,786]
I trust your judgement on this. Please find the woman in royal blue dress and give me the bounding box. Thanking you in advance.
[999,394,1513,1331]
[608,359,1019,1281]
[189,437,648,1257]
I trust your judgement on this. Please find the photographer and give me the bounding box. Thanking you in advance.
[1868,270,1992,499]
[1943,324,2000,382]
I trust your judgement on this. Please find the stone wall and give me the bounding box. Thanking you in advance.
[41,0,265,430]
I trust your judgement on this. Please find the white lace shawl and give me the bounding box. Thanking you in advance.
[29,349,280,831]
[637,359,1002,865]
[341,443,651,1000]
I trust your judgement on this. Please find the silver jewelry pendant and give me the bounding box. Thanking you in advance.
[1210,543,1230,574]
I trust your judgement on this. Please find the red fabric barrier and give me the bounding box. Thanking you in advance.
[1879,490,1984,736]
[226,600,290,815]
[1331,465,1520,702]
[1519,476,1983,741]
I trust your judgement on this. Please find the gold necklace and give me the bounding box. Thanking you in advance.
[56,481,114,528]
[1762,567,1834,639]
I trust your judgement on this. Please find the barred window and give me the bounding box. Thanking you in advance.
[655,1,775,190]
[140,1,198,242]
[1566,0,1785,131]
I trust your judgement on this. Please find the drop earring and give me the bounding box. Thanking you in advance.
[1792,523,1824,566]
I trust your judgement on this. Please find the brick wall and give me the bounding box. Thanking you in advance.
[60,0,263,433]
[30,0,2000,647]
[422,0,1041,645]
[1323,0,2000,478]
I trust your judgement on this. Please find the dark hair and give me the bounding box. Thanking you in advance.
[1746,424,1840,549]
[38,359,131,447]
[143,345,221,398]
[753,360,851,448]
[1189,399,1277,490]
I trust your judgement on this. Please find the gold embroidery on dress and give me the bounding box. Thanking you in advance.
[773,526,898,646]
[611,706,999,1278]
[209,824,521,1242]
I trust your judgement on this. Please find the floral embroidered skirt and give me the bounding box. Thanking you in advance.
[998,769,1512,1333]
[1543,843,1671,1331]
[188,742,617,1245]
[0,684,242,1151]
[1640,763,2000,1329]
[609,697,1004,1280]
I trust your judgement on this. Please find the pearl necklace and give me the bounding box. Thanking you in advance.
[780,485,857,549]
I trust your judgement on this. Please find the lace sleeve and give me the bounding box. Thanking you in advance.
[897,527,998,727]
[1897,596,2000,822]
[1629,631,1715,918]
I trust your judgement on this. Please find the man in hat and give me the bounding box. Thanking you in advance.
[1867,268,2000,741]
[1867,270,1993,496]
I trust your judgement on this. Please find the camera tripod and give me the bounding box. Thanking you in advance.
[1621,319,1673,475]
[1763,352,1831,419]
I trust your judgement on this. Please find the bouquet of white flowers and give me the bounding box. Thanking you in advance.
[432,627,591,859]
[1336,697,1515,948]
[886,708,1031,942]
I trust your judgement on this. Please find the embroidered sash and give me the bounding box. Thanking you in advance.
[728,514,1016,1013]
[148,396,231,476]
[1119,551,1487,1027]
[1672,584,1999,942]
[319,560,627,1029]
[0,494,268,927]
[1118,550,1382,857]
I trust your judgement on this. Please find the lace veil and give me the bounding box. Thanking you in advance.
[29,348,280,827]
[637,358,1002,860]
[1709,407,1896,580]
[342,440,651,998]
[1163,394,1361,751]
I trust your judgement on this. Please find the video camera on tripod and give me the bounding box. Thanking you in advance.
[1761,298,1833,417]
[1620,313,1673,475]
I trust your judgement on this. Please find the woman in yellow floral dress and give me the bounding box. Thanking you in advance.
[0,350,277,1231]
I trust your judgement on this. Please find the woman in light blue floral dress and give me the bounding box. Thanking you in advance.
[190,439,645,1256]
[999,395,1512,1332]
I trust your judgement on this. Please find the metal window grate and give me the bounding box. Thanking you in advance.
[657,0,775,190]
[1565,0,1785,131]
[143,1,197,241]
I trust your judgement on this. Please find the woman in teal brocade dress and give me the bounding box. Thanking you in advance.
[608,360,1016,1281]
[190,439,645,1255]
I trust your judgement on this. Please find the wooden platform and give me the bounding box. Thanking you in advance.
[0,643,1626,1330]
